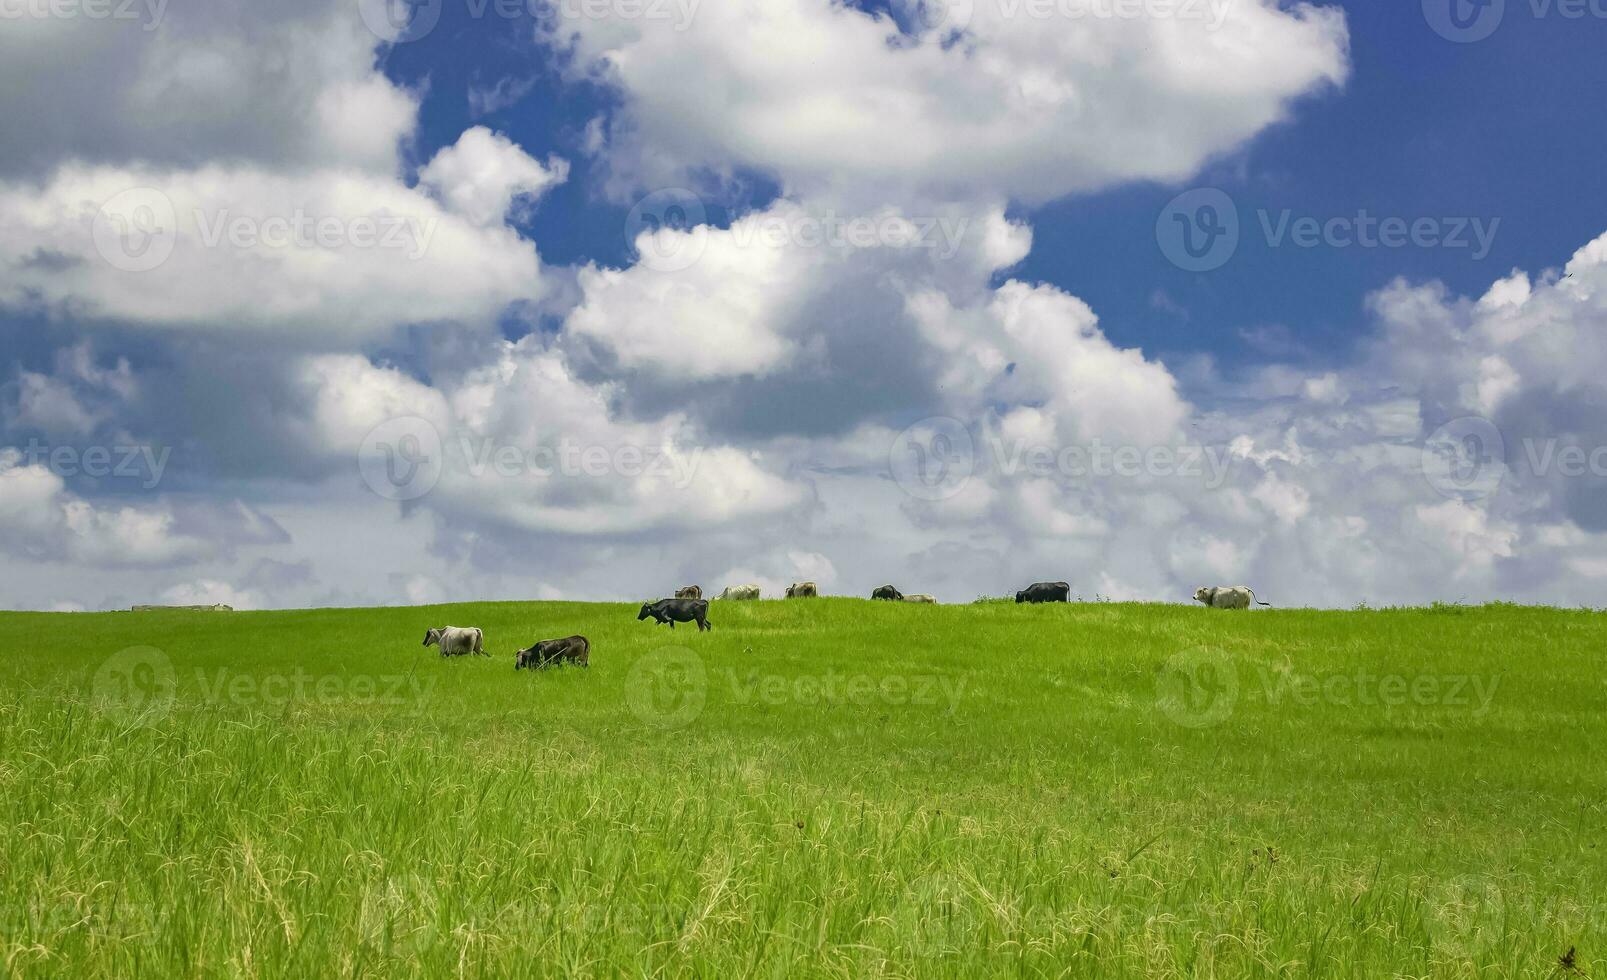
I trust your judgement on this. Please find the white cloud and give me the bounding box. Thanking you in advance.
[0,163,549,338]
[418,127,569,228]
[161,579,262,610]
[556,0,1348,205]
[0,0,416,178]
[0,450,274,567]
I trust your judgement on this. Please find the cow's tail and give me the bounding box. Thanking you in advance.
[475,629,487,655]
[580,636,591,666]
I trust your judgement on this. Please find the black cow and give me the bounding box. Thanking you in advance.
[515,635,590,669]
[871,585,903,601]
[638,597,711,631]
[1015,581,1070,603]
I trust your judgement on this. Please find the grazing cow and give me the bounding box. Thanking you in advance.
[718,584,761,600]
[675,585,702,599]
[638,597,712,631]
[901,594,936,604]
[515,635,590,669]
[1015,582,1071,604]
[1193,586,1271,609]
[785,581,818,598]
[423,626,486,656]
[871,585,903,601]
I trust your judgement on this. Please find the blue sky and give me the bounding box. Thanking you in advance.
[4,0,1607,610]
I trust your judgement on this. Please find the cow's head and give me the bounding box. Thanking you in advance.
[1192,587,1212,605]
[422,628,441,646]
[637,602,654,620]
[1014,591,1025,603]
[515,646,537,670]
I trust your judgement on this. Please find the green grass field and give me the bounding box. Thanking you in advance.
[1,599,1604,977]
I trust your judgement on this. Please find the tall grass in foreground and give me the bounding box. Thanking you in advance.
[0,599,1603,977]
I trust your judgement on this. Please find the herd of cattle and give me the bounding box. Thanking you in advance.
[421,582,1271,669]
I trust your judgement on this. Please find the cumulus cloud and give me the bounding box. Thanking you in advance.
[0,449,282,567]
[552,0,1348,205]
[0,0,416,178]
[418,126,569,227]
[0,159,549,338]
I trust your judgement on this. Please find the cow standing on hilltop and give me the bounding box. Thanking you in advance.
[1015,582,1070,604]
[785,581,818,598]
[1193,586,1271,609]
[638,597,712,631]
[675,585,702,599]
[871,585,903,601]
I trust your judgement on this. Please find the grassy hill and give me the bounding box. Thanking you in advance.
[1,599,1604,977]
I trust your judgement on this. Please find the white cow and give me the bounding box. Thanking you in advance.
[423,626,486,656]
[1192,586,1270,609]
[718,584,761,600]
[901,594,936,604]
